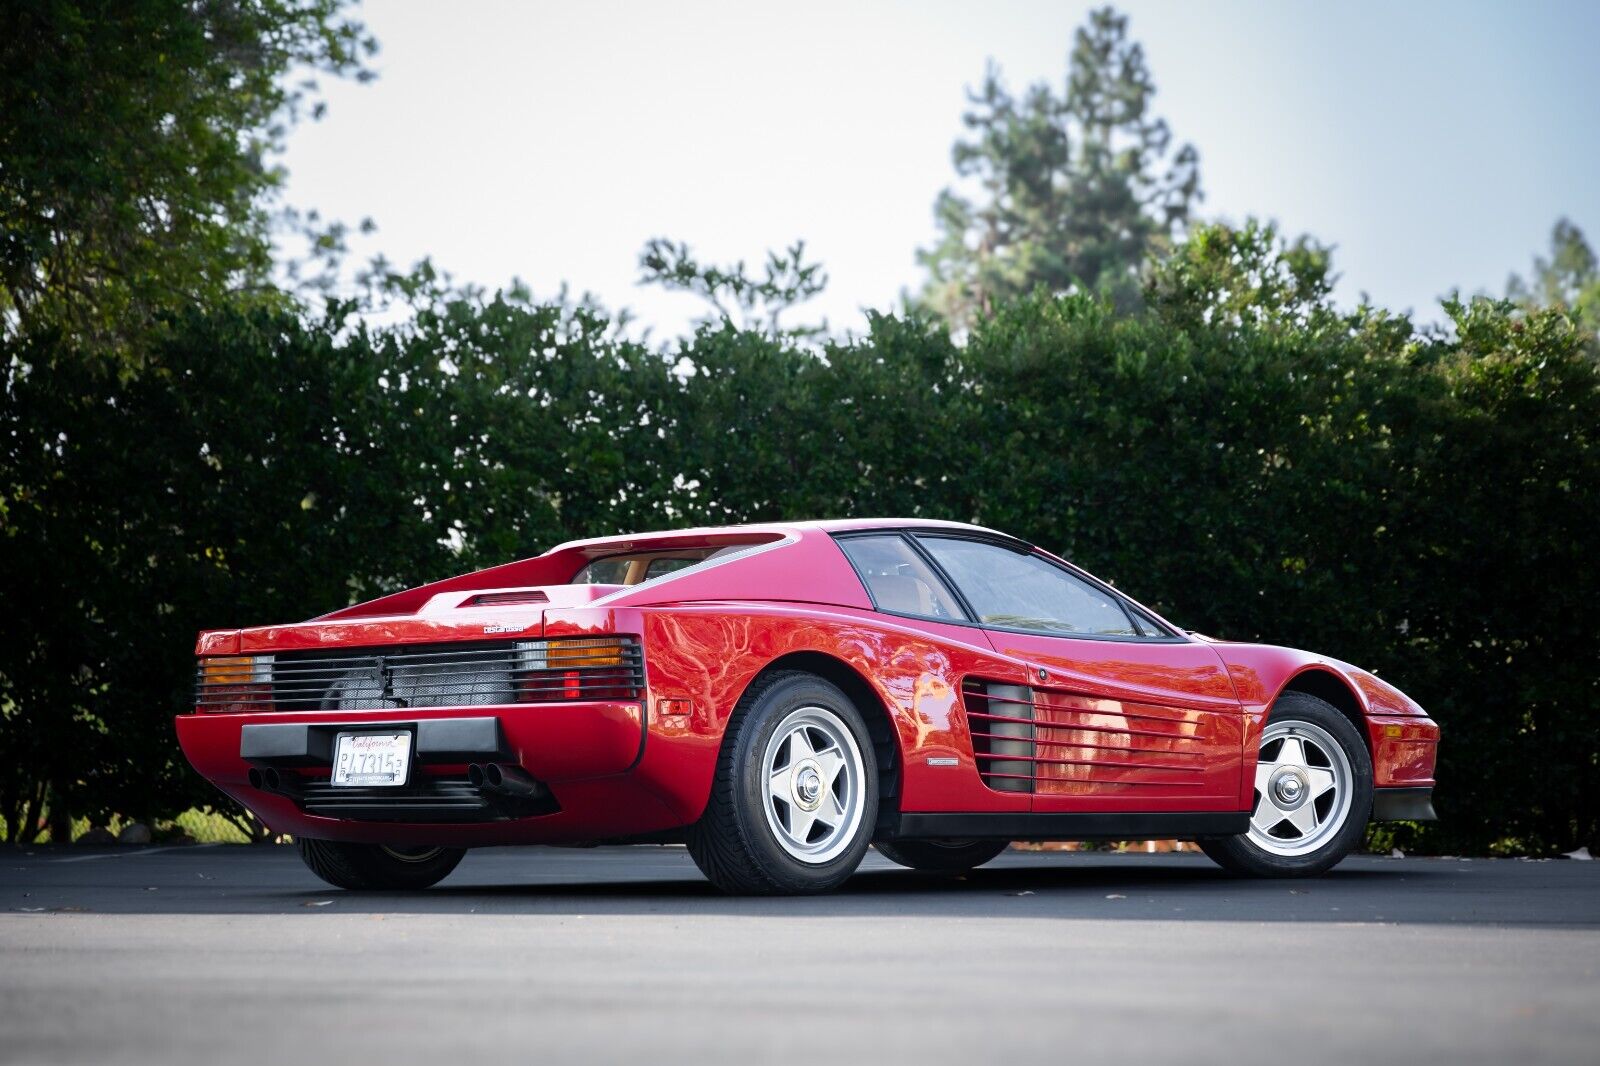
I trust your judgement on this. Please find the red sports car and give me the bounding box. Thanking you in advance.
[178,520,1439,894]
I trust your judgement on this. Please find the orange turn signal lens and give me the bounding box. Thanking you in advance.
[195,655,273,712]
[510,637,640,702]
[201,656,269,684]
[543,641,625,669]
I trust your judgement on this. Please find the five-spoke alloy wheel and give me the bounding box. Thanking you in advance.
[1200,691,1372,877]
[1247,720,1353,856]
[688,671,880,894]
[761,706,867,864]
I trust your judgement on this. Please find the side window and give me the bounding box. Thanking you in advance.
[836,535,967,622]
[916,537,1137,637]
[1128,607,1171,638]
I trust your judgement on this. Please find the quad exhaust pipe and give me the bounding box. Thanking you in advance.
[467,762,545,798]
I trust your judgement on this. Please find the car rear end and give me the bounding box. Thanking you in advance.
[176,595,687,846]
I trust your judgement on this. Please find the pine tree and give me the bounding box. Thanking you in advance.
[1507,218,1600,327]
[917,6,1200,329]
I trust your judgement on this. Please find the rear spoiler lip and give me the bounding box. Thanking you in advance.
[213,617,545,656]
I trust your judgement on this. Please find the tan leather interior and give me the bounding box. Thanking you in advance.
[868,574,935,615]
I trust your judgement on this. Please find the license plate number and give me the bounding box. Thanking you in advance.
[331,732,411,788]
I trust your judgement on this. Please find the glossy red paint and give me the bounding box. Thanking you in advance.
[1368,718,1439,788]
[175,700,658,844]
[978,629,1243,811]
[176,519,1439,846]
[1207,642,1441,802]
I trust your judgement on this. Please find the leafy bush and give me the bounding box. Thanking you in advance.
[2,226,1595,853]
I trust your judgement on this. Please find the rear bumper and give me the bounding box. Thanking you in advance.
[1371,786,1438,822]
[175,701,690,845]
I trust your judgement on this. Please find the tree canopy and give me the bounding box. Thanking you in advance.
[1507,217,1600,330]
[917,6,1200,328]
[0,0,373,356]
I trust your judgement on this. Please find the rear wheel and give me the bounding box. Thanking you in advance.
[294,838,465,890]
[876,839,1009,873]
[686,671,878,894]
[1199,691,1372,877]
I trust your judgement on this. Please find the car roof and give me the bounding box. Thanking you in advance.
[546,518,1016,556]
[315,518,1031,622]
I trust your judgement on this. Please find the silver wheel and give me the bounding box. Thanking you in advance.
[1248,720,1354,857]
[761,705,867,864]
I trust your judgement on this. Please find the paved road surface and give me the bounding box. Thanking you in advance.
[2,845,1597,1065]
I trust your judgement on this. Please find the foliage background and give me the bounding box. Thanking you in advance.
[1,2,1596,854]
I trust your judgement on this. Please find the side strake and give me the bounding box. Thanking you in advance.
[971,632,1244,811]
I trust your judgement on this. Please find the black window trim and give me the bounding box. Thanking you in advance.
[831,527,1187,644]
[831,530,973,626]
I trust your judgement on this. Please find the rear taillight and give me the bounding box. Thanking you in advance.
[511,636,643,701]
[194,655,273,712]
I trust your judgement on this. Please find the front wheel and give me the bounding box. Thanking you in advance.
[1199,691,1372,877]
[295,838,466,890]
[876,839,1010,873]
[686,671,879,894]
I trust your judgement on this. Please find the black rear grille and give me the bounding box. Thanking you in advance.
[194,637,645,712]
[284,774,558,822]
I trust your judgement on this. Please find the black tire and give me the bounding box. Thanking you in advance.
[876,839,1009,873]
[1199,691,1373,878]
[294,838,466,890]
[686,670,879,895]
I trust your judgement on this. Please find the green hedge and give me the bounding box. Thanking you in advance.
[3,227,1595,853]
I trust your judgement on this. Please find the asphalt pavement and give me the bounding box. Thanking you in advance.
[2,845,1597,1066]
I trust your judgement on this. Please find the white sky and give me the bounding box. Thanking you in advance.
[281,0,1600,338]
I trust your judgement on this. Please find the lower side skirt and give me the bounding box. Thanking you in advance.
[894,811,1249,842]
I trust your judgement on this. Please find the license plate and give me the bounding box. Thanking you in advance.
[331,732,412,788]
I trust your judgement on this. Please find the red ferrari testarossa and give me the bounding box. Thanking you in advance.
[178,519,1438,893]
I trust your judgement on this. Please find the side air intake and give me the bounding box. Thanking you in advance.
[962,679,1036,793]
[963,676,1213,796]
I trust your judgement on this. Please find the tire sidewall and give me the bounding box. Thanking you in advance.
[876,838,1010,873]
[297,837,465,890]
[1210,692,1373,876]
[728,675,879,890]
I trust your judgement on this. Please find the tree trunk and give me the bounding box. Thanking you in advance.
[46,783,72,844]
[19,781,46,845]
[1,773,17,845]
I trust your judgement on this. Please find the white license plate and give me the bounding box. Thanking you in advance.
[331,732,412,788]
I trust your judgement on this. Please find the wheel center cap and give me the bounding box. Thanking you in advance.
[1271,768,1307,809]
[793,762,823,810]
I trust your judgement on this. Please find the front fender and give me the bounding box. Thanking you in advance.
[1204,642,1439,803]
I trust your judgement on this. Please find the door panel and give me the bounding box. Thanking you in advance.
[979,631,1245,813]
